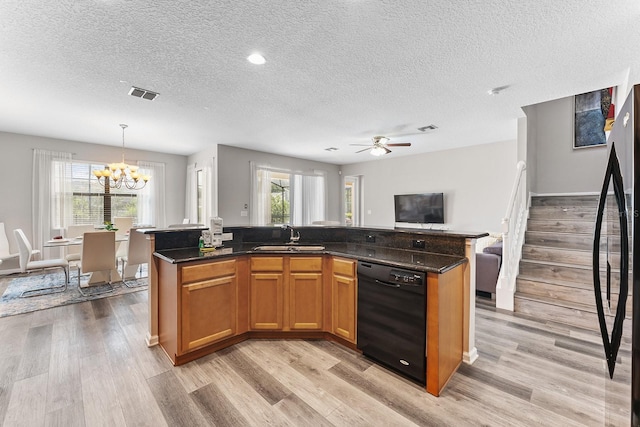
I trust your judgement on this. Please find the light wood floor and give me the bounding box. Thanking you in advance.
[0,292,631,426]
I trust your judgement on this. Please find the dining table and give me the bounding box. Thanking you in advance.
[44,235,128,285]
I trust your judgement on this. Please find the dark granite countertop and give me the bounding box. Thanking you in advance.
[154,242,467,274]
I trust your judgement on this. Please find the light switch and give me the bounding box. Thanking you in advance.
[240,210,248,217]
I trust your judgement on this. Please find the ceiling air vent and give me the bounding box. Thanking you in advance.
[128,86,159,101]
[417,125,438,132]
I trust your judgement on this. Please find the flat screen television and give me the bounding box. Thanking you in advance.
[394,193,444,224]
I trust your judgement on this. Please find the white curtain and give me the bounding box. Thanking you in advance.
[185,164,197,224]
[32,149,73,256]
[291,172,326,225]
[250,162,327,226]
[137,161,166,228]
[250,161,272,225]
[203,163,214,224]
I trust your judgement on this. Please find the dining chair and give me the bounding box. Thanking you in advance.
[113,217,134,237]
[64,224,95,262]
[13,228,69,297]
[0,222,20,275]
[76,231,116,296]
[120,227,152,287]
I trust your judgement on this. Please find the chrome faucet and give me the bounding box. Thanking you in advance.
[282,224,300,244]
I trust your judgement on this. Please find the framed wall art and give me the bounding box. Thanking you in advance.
[574,87,615,149]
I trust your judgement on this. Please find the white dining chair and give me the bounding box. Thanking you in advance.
[64,224,95,262]
[113,217,134,237]
[76,231,116,296]
[120,227,152,287]
[13,229,69,297]
[0,222,20,275]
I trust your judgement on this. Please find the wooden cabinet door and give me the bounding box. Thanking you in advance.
[250,272,284,330]
[181,274,236,352]
[290,272,323,330]
[332,274,356,342]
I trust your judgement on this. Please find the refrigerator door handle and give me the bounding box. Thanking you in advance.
[593,142,630,379]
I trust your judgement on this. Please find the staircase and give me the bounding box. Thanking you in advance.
[514,194,632,334]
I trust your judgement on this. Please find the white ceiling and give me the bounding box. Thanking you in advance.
[1,1,640,165]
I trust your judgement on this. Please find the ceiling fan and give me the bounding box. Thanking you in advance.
[351,135,411,156]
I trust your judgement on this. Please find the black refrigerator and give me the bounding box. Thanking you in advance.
[594,84,639,425]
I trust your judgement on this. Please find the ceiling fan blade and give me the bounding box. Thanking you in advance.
[384,146,392,154]
[356,147,372,153]
[387,142,411,147]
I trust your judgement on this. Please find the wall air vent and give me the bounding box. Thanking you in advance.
[128,86,159,101]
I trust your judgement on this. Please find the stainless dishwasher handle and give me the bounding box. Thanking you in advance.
[374,279,400,288]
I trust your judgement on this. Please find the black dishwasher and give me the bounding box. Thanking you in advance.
[357,261,426,384]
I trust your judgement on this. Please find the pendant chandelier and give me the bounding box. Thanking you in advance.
[92,124,150,190]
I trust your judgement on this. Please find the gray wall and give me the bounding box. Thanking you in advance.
[218,145,341,226]
[524,95,607,194]
[341,139,518,233]
[0,131,187,252]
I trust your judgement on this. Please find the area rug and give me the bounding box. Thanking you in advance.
[0,270,147,318]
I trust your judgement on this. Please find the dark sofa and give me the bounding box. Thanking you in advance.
[476,240,502,295]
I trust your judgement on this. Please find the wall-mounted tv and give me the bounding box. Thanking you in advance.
[394,193,444,224]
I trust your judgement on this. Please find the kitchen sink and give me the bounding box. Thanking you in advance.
[252,245,325,252]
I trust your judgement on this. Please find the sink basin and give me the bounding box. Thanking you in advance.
[252,245,325,252]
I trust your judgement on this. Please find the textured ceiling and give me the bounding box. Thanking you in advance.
[1,1,639,165]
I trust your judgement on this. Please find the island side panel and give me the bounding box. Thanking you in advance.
[464,238,478,364]
[146,233,159,346]
[426,264,464,396]
[158,259,179,364]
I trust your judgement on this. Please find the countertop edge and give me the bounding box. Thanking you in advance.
[153,246,467,274]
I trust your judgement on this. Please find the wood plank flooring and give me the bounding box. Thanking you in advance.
[0,292,632,426]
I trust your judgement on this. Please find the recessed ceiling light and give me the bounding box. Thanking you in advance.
[247,53,266,65]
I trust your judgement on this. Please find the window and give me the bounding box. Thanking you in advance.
[270,172,291,224]
[196,169,204,224]
[68,162,138,225]
[344,175,362,226]
[251,163,326,226]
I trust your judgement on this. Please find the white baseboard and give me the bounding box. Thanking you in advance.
[463,347,478,364]
[146,333,159,347]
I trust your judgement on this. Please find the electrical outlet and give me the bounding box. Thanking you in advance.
[365,235,376,243]
[412,239,425,249]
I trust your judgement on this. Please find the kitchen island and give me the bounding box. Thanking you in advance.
[142,225,486,396]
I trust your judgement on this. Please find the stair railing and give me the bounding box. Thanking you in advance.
[496,161,528,311]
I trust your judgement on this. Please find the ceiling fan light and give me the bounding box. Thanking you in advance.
[370,146,387,156]
[247,53,266,65]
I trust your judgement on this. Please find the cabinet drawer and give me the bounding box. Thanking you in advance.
[290,256,323,272]
[332,257,355,278]
[250,256,284,271]
[181,259,236,284]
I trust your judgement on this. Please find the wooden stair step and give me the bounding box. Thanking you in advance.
[516,274,631,296]
[528,205,596,221]
[530,195,600,207]
[516,278,633,312]
[526,219,596,234]
[518,260,628,289]
[522,244,592,266]
[525,231,597,251]
[524,230,626,254]
[514,294,632,337]
[521,244,628,269]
